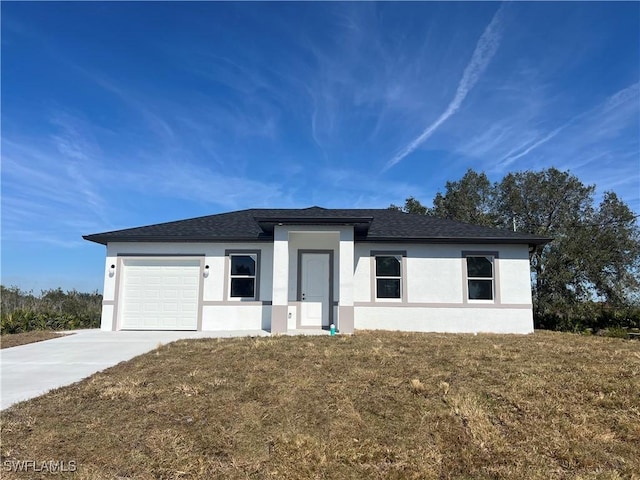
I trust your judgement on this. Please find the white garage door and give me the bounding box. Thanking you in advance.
[120,258,200,330]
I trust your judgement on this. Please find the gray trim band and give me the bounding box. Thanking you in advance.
[370,250,407,257]
[461,250,501,257]
[353,302,531,309]
[202,300,272,306]
[117,253,205,257]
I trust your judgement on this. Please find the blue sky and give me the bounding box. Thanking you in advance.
[2,1,639,293]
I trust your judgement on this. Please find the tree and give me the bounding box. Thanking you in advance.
[432,169,497,226]
[494,168,596,320]
[390,168,640,329]
[389,196,430,215]
[580,192,640,305]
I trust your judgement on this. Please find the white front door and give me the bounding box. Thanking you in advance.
[300,253,330,327]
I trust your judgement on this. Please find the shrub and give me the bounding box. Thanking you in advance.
[600,327,630,339]
[0,286,102,335]
[534,302,640,332]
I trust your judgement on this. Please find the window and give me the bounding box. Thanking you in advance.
[466,255,494,300]
[230,254,257,298]
[375,255,402,299]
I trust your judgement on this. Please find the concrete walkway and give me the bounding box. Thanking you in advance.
[0,329,268,410]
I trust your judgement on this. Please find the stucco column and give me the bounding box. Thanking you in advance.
[271,226,289,333]
[102,249,118,331]
[338,227,355,333]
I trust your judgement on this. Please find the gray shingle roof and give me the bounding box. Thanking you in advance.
[83,206,551,246]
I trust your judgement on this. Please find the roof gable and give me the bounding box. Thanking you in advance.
[83,207,551,246]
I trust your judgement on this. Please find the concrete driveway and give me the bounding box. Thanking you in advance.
[0,329,268,410]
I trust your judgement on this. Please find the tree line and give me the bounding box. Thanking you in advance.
[390,167,640,331]
[0,286,102,334]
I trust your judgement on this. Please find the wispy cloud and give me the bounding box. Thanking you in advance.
[73,67,177,142]
[450,81,639,210]
[316,167,429,208]
[493,82,639,170]
[1,105,299,247]
[292,4,447,155]
[118,161,290,211]
[497,124,567,168]
[1,124,111,247]
[384,3,507,171]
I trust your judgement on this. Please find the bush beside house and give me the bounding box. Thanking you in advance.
[0,286,101,335]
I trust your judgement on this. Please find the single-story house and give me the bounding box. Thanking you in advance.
[83,207,550,334]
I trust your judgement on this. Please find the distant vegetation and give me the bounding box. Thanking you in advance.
[0,285,101,335]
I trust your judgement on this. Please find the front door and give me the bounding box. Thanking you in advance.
[300,253,330,327]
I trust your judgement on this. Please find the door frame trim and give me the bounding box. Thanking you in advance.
[297,250,334,328]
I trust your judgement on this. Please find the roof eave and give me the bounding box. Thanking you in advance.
[254,216,373,234]
[84,234,552,247]
[81,235,274,246]
[360,236,552,245]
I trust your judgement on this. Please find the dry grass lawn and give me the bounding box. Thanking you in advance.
[0,331,67,349]
[1,330,639,479]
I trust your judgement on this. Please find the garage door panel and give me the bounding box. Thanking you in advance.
[164,290,178,300]
[183,276,198,286]
[182,290,198,300]
[120,259,200,330]
[145,290,161,301]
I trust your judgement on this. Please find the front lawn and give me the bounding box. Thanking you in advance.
[1,331,638,479]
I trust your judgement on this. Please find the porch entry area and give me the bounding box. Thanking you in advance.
[271,226,355,334]
[298,251,332,328]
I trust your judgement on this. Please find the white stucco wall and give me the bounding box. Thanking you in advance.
[339,228,355,307]
[404,245,464,303]
[353,245,372,303]
[100,238,534,333]
[496,244,534,304]
[100,304,114,331]
[354,242,532,305]
[352,242,534,333]
[201,305,270,331]
[272,229,289,307]
[102,242,274,331]
[354,307,533,334]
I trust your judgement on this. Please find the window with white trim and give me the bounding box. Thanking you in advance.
[229,254,257,298]
[375,255,402,299]
[466,255,494,300]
